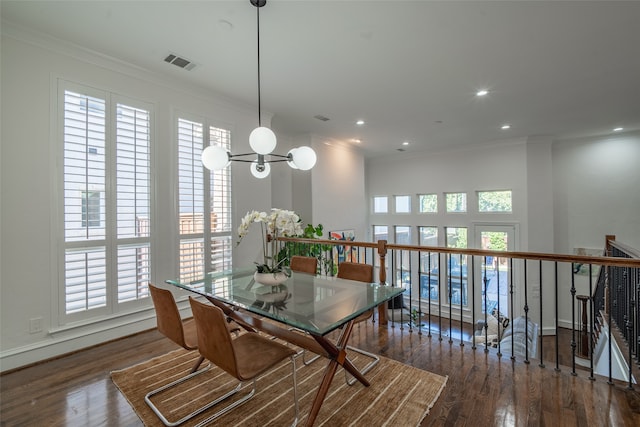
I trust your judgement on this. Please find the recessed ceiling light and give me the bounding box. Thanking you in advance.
[351,139,361,143]
[356,120,365,126]
[501,124,511,130]
[613,127,624,132]
[476,90,489,97]
[402,141,410,146]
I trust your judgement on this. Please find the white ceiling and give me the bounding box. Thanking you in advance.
[3,1,639,157]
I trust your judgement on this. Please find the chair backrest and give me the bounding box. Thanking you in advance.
[290,256,317,275]
[189,297,239,378]
[337,262,374,283]
[149,284,188,349]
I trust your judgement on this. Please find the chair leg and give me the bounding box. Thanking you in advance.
[192,379,258,427]
[190,355,205,373]
[344,345,380,386]
[290,355,299,427]
[146,360,243,427]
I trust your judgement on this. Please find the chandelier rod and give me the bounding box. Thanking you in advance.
[256,1,262,127]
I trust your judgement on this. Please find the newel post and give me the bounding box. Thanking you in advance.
[377,239,388,325]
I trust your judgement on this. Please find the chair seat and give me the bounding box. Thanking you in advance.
[233,333,297,381]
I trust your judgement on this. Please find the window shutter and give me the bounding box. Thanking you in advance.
[177,119,232,283]
[63,91,107,313]
[62,88,152,316]
[116,104,151,302]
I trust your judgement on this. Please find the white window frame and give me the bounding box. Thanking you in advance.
[372,196,389,214]
[394,195,412,213]
[57,80,154,324]
[176,114,233,284]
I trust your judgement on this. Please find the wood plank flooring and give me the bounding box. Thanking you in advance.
[2,320,639,426]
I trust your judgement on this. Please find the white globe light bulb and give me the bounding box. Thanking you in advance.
[201,145,230,170]
[250,161,271,178]
[287,148,299,169]
[249,127,277,155]
[292,146,317,170]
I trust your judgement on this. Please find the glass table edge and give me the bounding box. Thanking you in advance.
[165,276,405,336]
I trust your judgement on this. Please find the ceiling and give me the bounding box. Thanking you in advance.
[2,1,639,157]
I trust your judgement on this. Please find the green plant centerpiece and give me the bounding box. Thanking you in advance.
[237,208,304,285]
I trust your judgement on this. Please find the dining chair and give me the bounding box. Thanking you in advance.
[290,255,317,275]
[336,261,381,385]
[145,284,240,426]
[189,297,300,426]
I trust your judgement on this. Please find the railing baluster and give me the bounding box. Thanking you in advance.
[554,262,560,372]
[460,253,464,346]
[483,257,489,352]
[471,255,476,350]
[427,250,433,338]
[438,252,443,342]
[448,254,453,344]
[627,266,635,389]
[496,256,501,357]
[510,258,515,361]
[539,260,544,368]
[524,260,530,364]
[588,264,595,381]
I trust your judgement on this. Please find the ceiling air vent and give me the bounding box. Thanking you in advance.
[164,53,196,71]
[314,115,330,122]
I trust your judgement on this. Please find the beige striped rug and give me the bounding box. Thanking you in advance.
[111,347,446,426]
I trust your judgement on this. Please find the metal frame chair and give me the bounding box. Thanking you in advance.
[188,297,300,426]
[145,284,240,426]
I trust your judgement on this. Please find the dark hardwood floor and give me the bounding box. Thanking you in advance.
[2,319,639,426]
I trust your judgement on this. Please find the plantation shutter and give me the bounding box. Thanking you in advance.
[62,87,152,316]
[63,90,108,313]
[177,118,232,283]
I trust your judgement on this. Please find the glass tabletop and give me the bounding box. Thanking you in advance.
[166,269,404,336]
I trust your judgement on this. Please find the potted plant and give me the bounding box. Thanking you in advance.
[237,208,304,285]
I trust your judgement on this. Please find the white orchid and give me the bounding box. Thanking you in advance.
[237,208,304,273]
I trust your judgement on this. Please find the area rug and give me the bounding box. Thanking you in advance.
[111,347,447,426]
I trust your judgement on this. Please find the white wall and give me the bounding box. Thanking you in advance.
[365,132,640,333]
[366,139,531,245]
[311,139,367,239]
[552,132,640,252]
[0,26,273,371]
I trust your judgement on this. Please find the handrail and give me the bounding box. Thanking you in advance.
[278,236,640,268]
[277,234,640,386]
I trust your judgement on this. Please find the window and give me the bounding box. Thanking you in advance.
[372,225,388,275]
[444,227,468,306]
[62,84,151,318]
[177,117,232,283]
[373,196,388,213]
[394,226,412,288]
[445,192,467,213]
[81,191,101,227]
[478,190,512,212]
[418,226,438,300]
[372,225,388,241]
[418,194,437,213]
[395,195,411,213]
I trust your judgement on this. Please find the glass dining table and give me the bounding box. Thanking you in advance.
[166,268,404,426]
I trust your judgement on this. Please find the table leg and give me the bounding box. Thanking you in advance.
[305,320,370,426]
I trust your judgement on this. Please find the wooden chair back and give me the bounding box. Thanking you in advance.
[290,256,317,274]
[337,262,374,283]
[189,297,240,378]
[149,283,191,350]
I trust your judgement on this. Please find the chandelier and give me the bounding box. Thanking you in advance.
[201,0,317,179]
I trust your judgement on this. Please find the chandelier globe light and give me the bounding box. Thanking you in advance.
[200,0,316,179]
